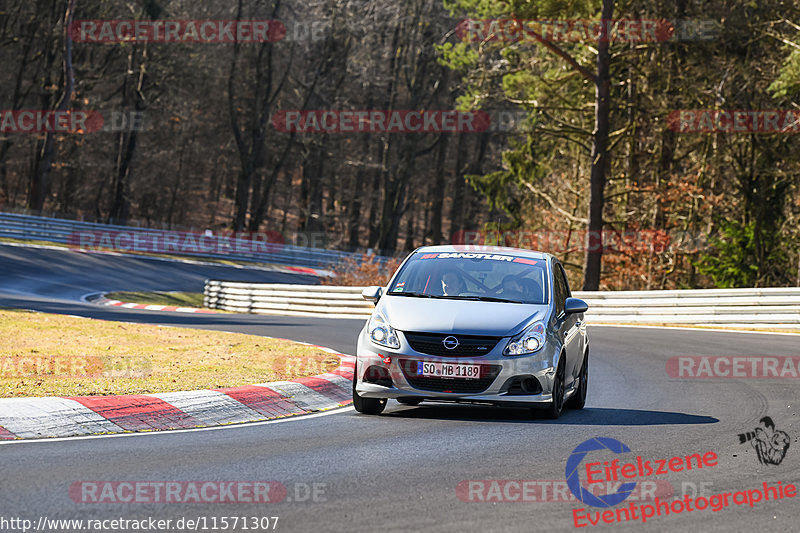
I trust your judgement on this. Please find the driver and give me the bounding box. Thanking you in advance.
[441,271,465,296]
[501,275,526,301]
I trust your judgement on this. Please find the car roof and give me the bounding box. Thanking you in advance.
[411,245,552,261]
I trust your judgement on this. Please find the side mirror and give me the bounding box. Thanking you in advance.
[565,297,588,314]
[361,286,383,305]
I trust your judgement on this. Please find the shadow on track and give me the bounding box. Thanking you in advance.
[381,404,718,426]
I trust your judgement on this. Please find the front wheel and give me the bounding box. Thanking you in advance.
[567,351,588,410]
[352,363,387,415]
[541,360,565,420]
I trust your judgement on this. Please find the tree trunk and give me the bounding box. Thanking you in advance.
[404,198,415,250]
[449,134,467,238]
[29,0,75,212]
[109,44,147,225]
[581,0,613,291]
[347,136,370,249]
[429,133,448,244]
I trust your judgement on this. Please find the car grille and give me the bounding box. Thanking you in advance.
[402,331,502,357]
[398,359,501,394]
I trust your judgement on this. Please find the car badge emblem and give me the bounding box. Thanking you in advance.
[442,336,459,350]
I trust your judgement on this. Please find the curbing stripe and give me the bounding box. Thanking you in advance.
[0,398,123,438]
[259,381,340,412]
[0,347,354,440]
[151,390,264,426]
[214,385,307,418]
[91,296,223,314]
[292,376,351,403]
[69,395,203,431]
[0,425,17,440]
[316,373,353,391]
[285,266,320,275]
[330,368,355,380]
[330,359,355,377]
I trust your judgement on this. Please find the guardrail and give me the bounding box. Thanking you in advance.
[0,211,389,271]
[204,281,372,319]
[203,282,800,328]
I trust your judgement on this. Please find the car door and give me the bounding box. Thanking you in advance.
[553,262,581,384]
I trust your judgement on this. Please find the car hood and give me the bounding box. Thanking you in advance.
[377,296,547,337]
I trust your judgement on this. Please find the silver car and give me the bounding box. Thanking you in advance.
[353,245,589,419]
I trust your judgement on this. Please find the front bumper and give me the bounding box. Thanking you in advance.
[355,328,561,406]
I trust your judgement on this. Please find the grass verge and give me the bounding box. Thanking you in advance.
[0,309,341,397]
[105,291,205,308]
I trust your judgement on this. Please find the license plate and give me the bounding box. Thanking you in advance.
[417,361,481,379]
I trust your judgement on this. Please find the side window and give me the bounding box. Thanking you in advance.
[558,264,572,297]
[553,263,567,315]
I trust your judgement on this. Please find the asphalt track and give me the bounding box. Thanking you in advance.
[0,244,798,532]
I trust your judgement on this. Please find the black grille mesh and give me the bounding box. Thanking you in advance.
[403,331,501,357]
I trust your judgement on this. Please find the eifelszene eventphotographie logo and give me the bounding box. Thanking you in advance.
[565,437,638,508]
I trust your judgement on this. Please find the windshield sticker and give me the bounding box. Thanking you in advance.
[393,287,404,292]
[419,252,537,264]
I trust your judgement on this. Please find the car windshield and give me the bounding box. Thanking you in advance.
[387,251,548,305]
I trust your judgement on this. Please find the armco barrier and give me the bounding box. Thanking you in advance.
[204,282,372,319]
[203,282,800,329]
[0,211,389,271]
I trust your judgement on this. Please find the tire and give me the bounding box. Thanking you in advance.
[397,398,422,406]
[541,359,565,420]
[352,363,387,415]
[566,350,588,410]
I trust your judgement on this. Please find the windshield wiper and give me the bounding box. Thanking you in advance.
[387,291,432,298]
[387,292,524,303]
[387,292,467,300]
[442,295,524,304]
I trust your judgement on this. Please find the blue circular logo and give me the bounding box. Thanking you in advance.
[565,437,637,508]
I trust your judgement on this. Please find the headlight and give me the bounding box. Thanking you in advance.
[368,313,400,349]
[504,323,545,356]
